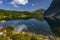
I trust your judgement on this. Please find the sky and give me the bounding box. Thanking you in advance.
[0,0,52,11]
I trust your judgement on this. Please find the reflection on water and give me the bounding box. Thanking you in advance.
[44,17,60,37]
[0,18,52,35]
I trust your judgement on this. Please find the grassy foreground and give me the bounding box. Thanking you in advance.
[0,26,55,40]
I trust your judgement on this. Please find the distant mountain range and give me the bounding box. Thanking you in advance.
[33,9,45,14]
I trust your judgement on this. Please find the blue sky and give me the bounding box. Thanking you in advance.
[0,0,52,11]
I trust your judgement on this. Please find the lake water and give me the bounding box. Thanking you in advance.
[44,17,60,36]
[0,18,53,35]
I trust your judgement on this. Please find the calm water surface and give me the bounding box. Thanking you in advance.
[0,18,52,35]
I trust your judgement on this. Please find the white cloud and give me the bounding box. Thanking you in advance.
[0,0,3,4]
[10,0,28,7]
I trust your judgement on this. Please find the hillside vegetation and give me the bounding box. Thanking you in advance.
[0,9,45,21]
[0,26,54,40]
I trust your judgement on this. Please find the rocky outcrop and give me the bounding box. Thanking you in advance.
[44,0,60,36]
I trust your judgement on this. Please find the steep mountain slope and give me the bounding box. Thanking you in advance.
[44,0,60,36]
[44,0,60,17]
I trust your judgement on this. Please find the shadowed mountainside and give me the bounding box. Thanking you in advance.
[44,0,60,37]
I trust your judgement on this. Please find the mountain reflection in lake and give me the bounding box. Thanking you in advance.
[0,18,52,35]
[44,17,60,37]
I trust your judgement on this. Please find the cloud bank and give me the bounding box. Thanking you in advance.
[10,0,28,8]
